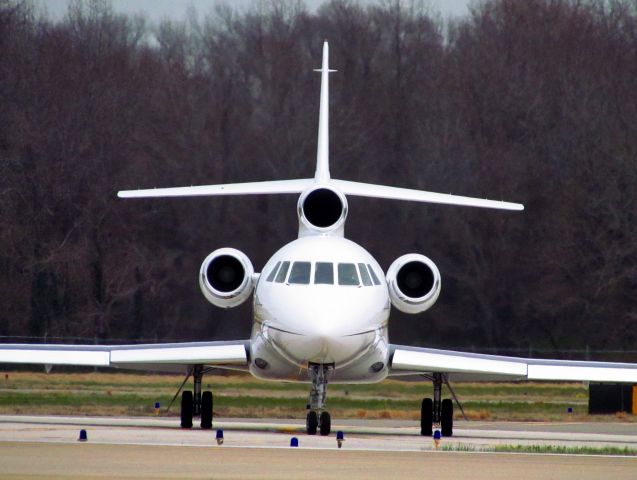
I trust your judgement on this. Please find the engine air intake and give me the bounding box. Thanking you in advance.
[298,186,348,236]
[386,254,441,314]
[303,188,343,228]
[396,261,435,298]
[200,248,255,308]
[207,255,244,293]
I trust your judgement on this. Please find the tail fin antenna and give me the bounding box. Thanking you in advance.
[314,41,336,182]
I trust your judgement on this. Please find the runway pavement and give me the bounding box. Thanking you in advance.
[0,415,636,479]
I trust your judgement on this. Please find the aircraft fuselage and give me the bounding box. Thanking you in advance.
[249,235,390,383]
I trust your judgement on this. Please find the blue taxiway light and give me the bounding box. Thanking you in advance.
[216,429,224,445]
[336,430,344,448]
[290,437,299,447]
[433,429,441,449]
[78,429,87,442]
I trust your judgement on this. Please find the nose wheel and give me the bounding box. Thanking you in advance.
[306,363,333,436]
[306,410,318,434]
[306,409,331,436]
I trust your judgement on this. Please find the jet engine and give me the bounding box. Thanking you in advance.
[297,185,348,236]
[199,248,255,308]
[386,254,441,314]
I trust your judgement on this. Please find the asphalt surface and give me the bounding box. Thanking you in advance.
[0,416,636,479]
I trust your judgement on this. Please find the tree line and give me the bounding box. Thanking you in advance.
[1,0,636,360]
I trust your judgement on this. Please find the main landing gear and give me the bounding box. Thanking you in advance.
[176,365,214,429]
[420,372,460,437]
[306,363,333,436]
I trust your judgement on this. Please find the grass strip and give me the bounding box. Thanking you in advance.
[0,390,587,414]
[441,444,637,456]
[493,444,637,456]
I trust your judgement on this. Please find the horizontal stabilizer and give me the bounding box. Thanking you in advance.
[118,179,315,199]
[119,177,524,211]
[331,179,524,211]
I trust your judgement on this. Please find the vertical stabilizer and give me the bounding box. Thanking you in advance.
[117,41,523,212]
[314,41,335,182]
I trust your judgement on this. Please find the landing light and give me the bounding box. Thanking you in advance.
[255,358,268,369]
[370,362,384,373]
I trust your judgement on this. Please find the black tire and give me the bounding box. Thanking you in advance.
[319,411,331,436]
[306,410,318,435]
[420,398,433,436]
[441,398,453,437]
[181,390,193,429]
[200,391,213,429]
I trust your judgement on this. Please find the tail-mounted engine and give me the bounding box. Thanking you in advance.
[199,248,255,308]
[386,254,441,314]
[297,185,348,237]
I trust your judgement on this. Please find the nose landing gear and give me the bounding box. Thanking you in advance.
[306,363,333,436]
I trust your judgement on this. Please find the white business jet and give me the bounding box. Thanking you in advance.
[3,42,637,437]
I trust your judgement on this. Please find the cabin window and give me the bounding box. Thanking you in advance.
[266,261,281,282]
[289,261,311,284]
[314,262,334,284]
[338,263,360,286]
[366,264,382,285]
[358,263,373,286]
[275,261,290,283]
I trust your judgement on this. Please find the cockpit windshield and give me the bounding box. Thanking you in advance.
[265,260,381,287]
[358,263,372,286]
[314,262,334,284]
[367,263,381,285]
[275,261,290,283]
[338,263,359,286]
[266,261,281,282]
[288,261,311,284]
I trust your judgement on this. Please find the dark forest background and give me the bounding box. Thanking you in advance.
[1,0,637,360]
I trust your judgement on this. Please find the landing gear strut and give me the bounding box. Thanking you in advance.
[177,365,214,429]
[306,363,333,436]
[420,373,453,437]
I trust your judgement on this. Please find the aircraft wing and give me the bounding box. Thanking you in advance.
[389,345,637,383]
[0,341,249,374]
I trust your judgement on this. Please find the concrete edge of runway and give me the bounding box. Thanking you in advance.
[0,415,637,450]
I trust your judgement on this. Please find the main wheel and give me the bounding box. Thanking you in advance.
[180,390,193,429]
[200,391,213,429]
[420,398,433,436]
[319,411,331,436]
[441,398,453,437]
[306,411,318,435]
